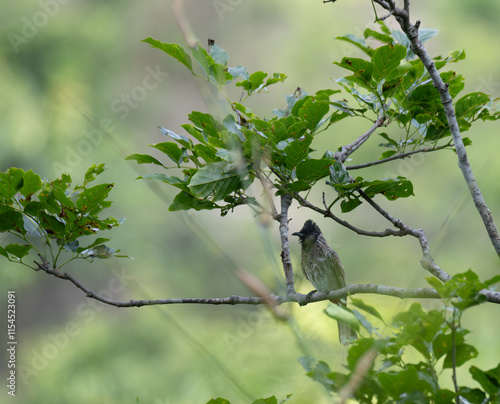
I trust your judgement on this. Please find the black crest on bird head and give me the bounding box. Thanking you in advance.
[292,220,322,244]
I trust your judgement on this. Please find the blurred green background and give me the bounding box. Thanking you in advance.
[1,1,500,403]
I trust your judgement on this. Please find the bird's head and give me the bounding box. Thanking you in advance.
[292,219,322,246]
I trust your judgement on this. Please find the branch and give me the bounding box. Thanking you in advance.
[345,143,451,170]
[374,0,500,257]
[335,115,387,163]
[33,261,500,306]
[294,192,407,238]
[276,194,296,295]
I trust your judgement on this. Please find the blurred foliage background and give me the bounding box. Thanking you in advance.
[1,1,500,403]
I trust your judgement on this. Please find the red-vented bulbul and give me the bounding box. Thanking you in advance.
[293,219,357,345]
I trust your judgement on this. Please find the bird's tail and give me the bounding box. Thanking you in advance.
[331,299,358,345]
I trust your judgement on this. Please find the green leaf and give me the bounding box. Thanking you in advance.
[142,38,193,73]
[485,275,500,287]
[329,161,351,185]
[298,357,334,392]
[5,243,32,259]
[298,99,330,131]
[296,159,331,182]
[191,44,214,77]
[19,170,42,198]
[159,127,192,149]
[0,246,9,259]
[0,206,23,232]
[335,34,373,57]
[469,364,500,396]
[371,44,406,81]
[340,197,362,213]
[443,343,478,369]
[76,183,113,216]
[251,397,278,404]
[206,399,231,404]
[208,43,229,66]
[284,135,313,169]
[287,180,311,193]
[137,173,187,190]
[0,167,24,201]
[264,73,287,86]
[188,162,241,201]
[169,191,219,211]
[125,154,164,167]
[364,28,393,44]
[350,297,385,323]
[236,71,268,93]
[363,177,414,200]
[455,92,491,120]
[83,163,106,185]
[324,303,360,332]
[150,142,184,165]
[334,57,374,83]
[188,111,221,139]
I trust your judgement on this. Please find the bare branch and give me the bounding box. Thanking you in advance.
[294,192,407,238]
[335,115,387,163]
[277,194,296,295]
[346,144,451,170]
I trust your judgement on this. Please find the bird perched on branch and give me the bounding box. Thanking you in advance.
[292,219,357,345]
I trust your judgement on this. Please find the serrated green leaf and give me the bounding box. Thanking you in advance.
[298,99,329,131]
[206,399,231,404]
[0,167,24,201]
[188,162,241,201]
[19,170,41,198]
[191,44,214,77]
[371,44,406,81]
[469,364,500,396]
[76,183,113,216]
[264,72,287,86]
[335,34,373,57]
[137,173,187,190]
[169,191,218,212]
[208,43,229,66]
[364,28,394,44]
[236,71,268,93]
[329,161,351,185]
[340,197,362,213]
[5,243,32,259]
[0,205,23,232]
[455,92,491,120]
[296,159,331,182]
[334,57,374,83]
[443,343,478,369]
[363,177,414,200]
[284,135,313,169]
[142,38,193,73]
[125,154,164,167]
[159,127,192,149]
[150,142,184,165]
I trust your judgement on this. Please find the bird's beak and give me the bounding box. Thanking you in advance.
[292,232,302,237]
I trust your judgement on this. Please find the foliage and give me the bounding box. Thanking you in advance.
[0,164,125,269]
[299,271,500,403]
[129,22,499,216]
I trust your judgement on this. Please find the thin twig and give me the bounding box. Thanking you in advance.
[346,144,451,170]
[335,115,387,163]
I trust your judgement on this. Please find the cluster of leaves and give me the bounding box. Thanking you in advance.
[0,164,124,268]
[300,270,500,403]
[335,22,500,157]
[128,22,499,216]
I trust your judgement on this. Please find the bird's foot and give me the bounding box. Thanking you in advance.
[299,289,318,306]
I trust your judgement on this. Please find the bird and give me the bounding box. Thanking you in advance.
[292,219,357,345]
